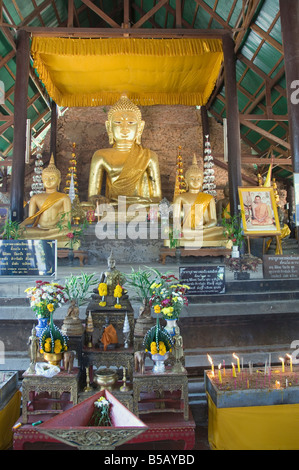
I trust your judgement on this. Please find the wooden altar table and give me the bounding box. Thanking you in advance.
[21,368,80,424]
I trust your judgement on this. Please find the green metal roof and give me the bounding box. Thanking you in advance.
[0,0,291,180]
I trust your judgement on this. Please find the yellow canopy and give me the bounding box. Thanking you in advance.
[31,37,223,107]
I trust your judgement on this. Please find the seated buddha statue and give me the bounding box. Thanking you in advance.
[171,155,230,248]
[87,93,162,209]
[98,250,126,298]
[20,155,74,248]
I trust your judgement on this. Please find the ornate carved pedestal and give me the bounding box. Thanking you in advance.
[133,367,189,421]
[21,368,80,424]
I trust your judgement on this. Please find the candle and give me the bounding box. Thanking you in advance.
[218,364,222,383]
[286,354,293,372]
[232,363,237,378]
[207,354,214,376]
[233,353,240,373]
[275,380,280,389]
[279,357,285,373]
[223,360,226,377]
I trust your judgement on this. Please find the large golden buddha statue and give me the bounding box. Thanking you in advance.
[172,155,229,248]
[20,155,73,248]
[87,93,162,207]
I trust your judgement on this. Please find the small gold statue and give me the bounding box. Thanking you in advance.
[172,155,229,248]
[99,250,126,298]
[27,325,39,374]
[172,326,186,373]
[20,155,74,248]
[87,93,162,207]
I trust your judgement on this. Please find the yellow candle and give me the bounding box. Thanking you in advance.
[207,354,214,376]
[286,354,293,373]
[232,363,236,378]
[279,357,285,373]
[233,353,240,373]
[218,364,222,383]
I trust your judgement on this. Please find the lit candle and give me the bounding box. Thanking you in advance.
[207,354,214,376]
[286,354,293,373]
[233,353,240,373]
[232,363,237,378]
[275,380,280,389]
[218,364,222,383]
[279,357,285,373]
[223,360,226,377]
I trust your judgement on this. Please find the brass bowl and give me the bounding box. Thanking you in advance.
[43,352,63,366]
[94,368,118,391]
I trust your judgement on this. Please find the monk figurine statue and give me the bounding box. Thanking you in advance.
[172,155,230,248]
[216,182,230,223]
[20,155,73,248]
[87,93,162,208]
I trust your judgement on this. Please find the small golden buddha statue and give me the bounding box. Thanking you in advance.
[87,93,162,207]
[20,155,73,248]
[172,155,229,248]
[99,250,126,298]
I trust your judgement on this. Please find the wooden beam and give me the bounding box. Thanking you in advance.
[133,0,169,28]
[239,117,290,149]
[240,114,288,121]
[67,0,74,28]
[80,0,120,28]
[20,26,231,38]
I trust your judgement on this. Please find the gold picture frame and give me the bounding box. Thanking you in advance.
[238,187,281,236]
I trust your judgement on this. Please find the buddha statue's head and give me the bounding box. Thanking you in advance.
[106,93,145,148]
[107,250,116,269]
[185,154,203,192]
[42,154,61,190]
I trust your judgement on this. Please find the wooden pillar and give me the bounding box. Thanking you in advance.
[222,34,242,217]
[50,100,58,162]
[10,30,30,222]
[280,0,299,175]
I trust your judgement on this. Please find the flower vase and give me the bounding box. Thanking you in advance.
[35,317,49,337]
[164,318,178,337]
[231,245,240,258]
[68,248,74,265]
[43,352,63,366]
[151,352,169,373]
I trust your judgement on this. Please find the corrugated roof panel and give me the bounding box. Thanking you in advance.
[255,0,280,32]
[253,42,282,75]
[241,30,263,61]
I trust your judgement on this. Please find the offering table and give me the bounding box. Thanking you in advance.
[133,367,189,421]
[21,368,80,424]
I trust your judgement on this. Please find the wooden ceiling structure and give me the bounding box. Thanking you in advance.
[0,0,295,203]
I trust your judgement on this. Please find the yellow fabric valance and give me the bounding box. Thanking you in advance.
[31,37,223,107]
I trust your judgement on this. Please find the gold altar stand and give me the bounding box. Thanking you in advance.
[133,367,189,421]
[21,368,80,424]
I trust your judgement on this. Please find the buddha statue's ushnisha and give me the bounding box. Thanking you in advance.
[87,93,162,206]
[172,155,229,248]
[20,155,73,248]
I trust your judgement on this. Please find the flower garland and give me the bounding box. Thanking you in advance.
[39,314,68,354]
[25,280,67,318]
[143,317,173,356]
[88,396,111,427]
[113,284,123,309]
[98,282,108,307]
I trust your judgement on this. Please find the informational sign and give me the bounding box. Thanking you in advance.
[263,255,299,279]
[179,265,225,295]
[0,239,57,277]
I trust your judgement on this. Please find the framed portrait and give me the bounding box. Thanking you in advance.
[238,187,281,236]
